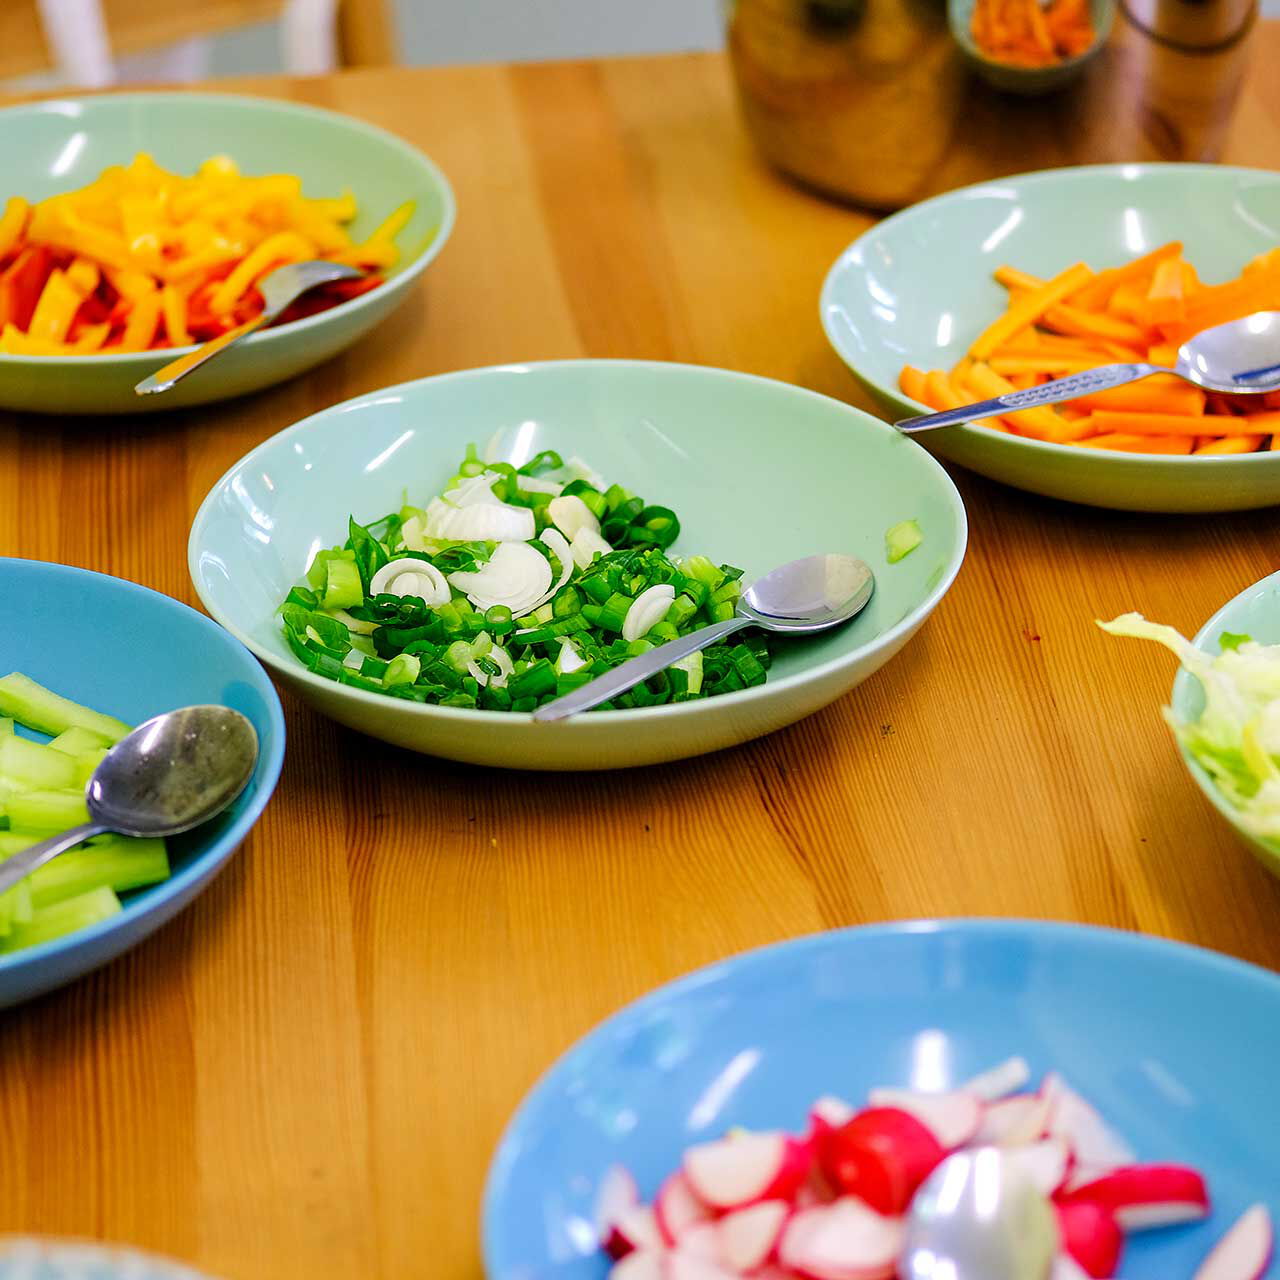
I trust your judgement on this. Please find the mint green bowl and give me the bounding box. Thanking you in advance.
[1171,572,1280,880]
[0,92,454,415]
[188,360,967,771]
[822,163,1280,513]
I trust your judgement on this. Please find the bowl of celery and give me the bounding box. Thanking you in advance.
[189,360,967,770]
[0,559,285,1008]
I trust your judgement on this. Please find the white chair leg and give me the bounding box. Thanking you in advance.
[282,0,339,73]
[35,0,115,87]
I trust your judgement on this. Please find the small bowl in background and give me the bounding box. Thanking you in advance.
[949,0,1115,94]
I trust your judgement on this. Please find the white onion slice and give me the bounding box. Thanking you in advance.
[425,498,535,543]
[399,514,427,551]
[526,528,575,613]
[556,640,588,674]
[570,527,613,570]
[518,474,564,496]
[622,583,676,642]
[449,541,552,614]
[549,494,600,541]
[369,557,452,606]
[468,644,515,689]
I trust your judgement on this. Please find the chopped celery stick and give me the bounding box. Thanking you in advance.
[0,673,130,742]
[75,748,109,786]
[0,832,40,855]
[886,519,923,563]
[6,789,90,833]
[0,886,121,953]
[0,735,79,790]
[48,725,115,757]
[0,718,12,737]
[26,838,170,909]
[0,877,33,934]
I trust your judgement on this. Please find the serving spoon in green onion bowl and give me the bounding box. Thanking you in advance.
[533,553,875,722]
[0,705,257,896]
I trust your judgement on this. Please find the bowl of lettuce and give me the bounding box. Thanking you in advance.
[1100,578,1280,879]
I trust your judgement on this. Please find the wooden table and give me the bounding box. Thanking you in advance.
[3,45,1280,1280]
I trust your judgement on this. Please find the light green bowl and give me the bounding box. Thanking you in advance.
[188,360,967,771]
[822,163,1280,513]
[949,0,1114,95]
[1172,572,1280,880]
[0,92,454,414]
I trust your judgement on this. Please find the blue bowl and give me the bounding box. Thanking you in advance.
[483,920,1280,1279]
[0,559,285,1008]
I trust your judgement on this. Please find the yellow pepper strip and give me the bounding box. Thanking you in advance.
[208,230,314,315]
[65,257,100,297]
[334,241,397,270]
[366,200,414,245]
[70,321,111,353]
[161,244,242,285]
[309,192,358,223]
[160,284,191,346]
[28,269,83,343]
[118,286,161,352]
[103,265,157,302]
[0,197,31,258]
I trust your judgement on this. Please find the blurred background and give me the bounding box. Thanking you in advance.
[0,1,725,91]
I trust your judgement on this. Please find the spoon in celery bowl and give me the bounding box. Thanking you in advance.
[532,553,875,722]
[0,706,258,895]
[133,260,363,396]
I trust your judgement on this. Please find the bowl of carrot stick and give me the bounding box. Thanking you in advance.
[950,0,1113,94]
[0,92,454,414]
[821,162,1280,513]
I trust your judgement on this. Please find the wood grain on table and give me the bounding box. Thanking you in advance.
[3,47,1280,1280]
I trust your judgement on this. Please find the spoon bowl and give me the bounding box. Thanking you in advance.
[900,1148,1058,1280]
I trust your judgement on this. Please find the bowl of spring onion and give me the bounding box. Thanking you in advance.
[0,559,285,1008]
[189,360,967,770]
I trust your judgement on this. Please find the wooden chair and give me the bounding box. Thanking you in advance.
[0,0,394,86]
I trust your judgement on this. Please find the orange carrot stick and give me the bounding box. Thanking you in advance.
[1070,378,1205,416]
[989,354,1103,376]
[899,366,928,404]
[1069,242,1183,310]
[969,262,1094,360]
[1193,435,1264,454]
[1076,433,1194,454]
[1040,304,1148,345]
[968,361,1090,441]
[1088,410,1262,437]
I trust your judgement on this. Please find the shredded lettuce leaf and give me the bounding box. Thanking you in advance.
[1098,612,1280,839]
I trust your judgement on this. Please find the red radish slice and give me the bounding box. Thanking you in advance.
[1056,1200,1124,1279]
[719,1200,790,1272]
[818,1108,945,1216]
[1041,1075,1135,1171]
[605,1206,665,1260]
[656,1172,715,1246]
[864,1089,981,1150]
[1062,1161,1118,1195]
[611,1249,666,1280]
[779,1197,904,1280]
[975,1093,1052,1146]
[1193,1204,1273,1280]
[1002,1139,1071,1196]
[1060,1164,1209,1232]
[962,1057,1032,1103]
[684,1131,810,1211]
[675,1223,722,1260]
[598,1164,642,1243]
[1049,1255,1094,1280]
[664,1251,743,1280]
[811,1096,856,1133]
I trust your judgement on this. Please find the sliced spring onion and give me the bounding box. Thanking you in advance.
[549,494,601,541]
[448,541,553,615]
[886,519,923,563]
[622,583,677,642]
[370,557,452,605]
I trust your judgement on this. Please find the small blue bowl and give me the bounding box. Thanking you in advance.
[0,559,285,1008]
[483,919,1280,1279]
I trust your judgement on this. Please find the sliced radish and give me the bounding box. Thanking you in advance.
[1041,1075,1135,1171]
[779,1197,904,1280]
[1193,1205,1273,1280]
[611,1249,666,1280]
[1062,1161,1120,1196]
[597,1164,641,1244]
[864,1089,981,1150]
[684,1131,810,1211]
[1049,1254,1094,1280]
[818,1108,945,1216]
[1002,1139,1071,1197]
[962,1057,1032,1103]
[719,1200,790,1272]
[1056,1200,1124,1279]
[605,1206,665,1260]
[1060,1164,1209,1232]
[656,1172,715,1246]
[664,1252,743,1280]
[975,1093,1052,1146]
[810,1096,856,1134]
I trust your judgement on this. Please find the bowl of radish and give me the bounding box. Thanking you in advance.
[482,920,1279,1280]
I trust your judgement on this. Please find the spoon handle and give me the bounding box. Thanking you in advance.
[895,362,1163,433]
[533,617,752,722]
[0,822,110,895]
[134,314,269,396]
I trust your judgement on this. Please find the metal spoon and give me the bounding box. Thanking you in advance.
[532,552,874,722]
[134,259,363,396]
[899,1148,1058,1280]
[0,706,258,895]
[895,309,1280,434]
